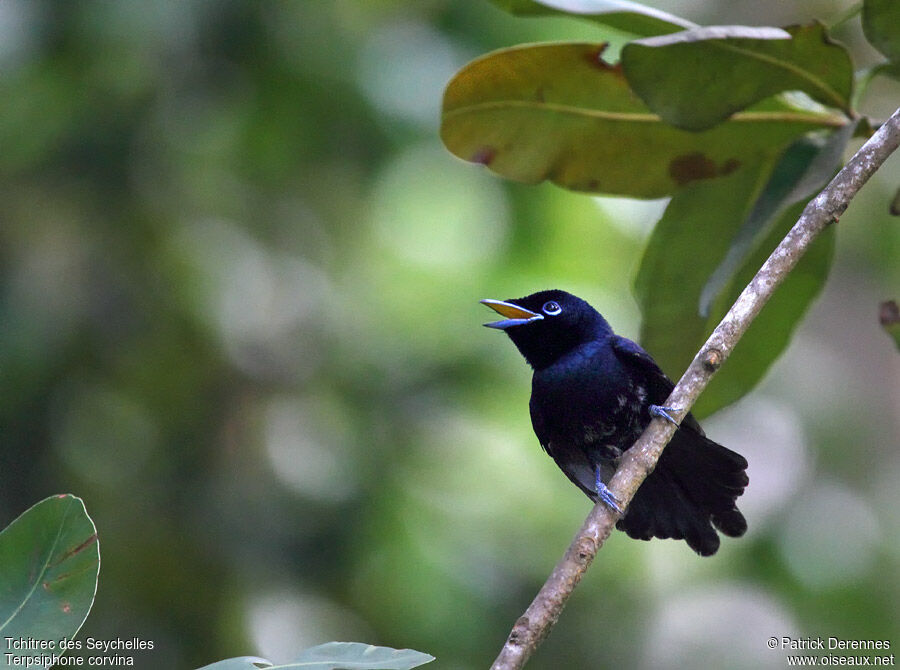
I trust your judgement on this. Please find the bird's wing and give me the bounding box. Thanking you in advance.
[529,394,553,456]
[529,392,598,497]
[610,335,704,435]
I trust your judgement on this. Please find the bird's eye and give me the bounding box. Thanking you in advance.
[542,301,562,316]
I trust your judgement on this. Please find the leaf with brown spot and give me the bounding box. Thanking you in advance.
[442,42,845,198]
[669,153,718,186]
[471,146,497,165]
[0,495,99,661]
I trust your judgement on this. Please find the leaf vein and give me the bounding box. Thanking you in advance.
[0,500,75,633]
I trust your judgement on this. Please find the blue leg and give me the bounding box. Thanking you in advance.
[594,466,623,515]
[649,404,680,426]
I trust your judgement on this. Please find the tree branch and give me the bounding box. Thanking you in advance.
[490,107,900,670]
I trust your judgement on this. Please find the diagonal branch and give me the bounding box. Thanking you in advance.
[490,107,900,670]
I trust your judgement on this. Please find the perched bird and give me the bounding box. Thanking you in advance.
[481,289,748,556]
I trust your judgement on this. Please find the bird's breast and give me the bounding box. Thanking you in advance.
[532,348,651,456]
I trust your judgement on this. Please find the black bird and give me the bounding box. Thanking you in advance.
[481,289,748,556]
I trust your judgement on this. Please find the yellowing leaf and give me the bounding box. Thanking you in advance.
[442,43,845,198]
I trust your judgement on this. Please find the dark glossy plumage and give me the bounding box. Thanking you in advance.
[482,289,748,556]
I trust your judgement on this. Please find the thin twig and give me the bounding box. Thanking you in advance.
[490,107,900,670]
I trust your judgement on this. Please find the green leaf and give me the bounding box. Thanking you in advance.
[0,495,99,668]
[880,300,900,351]
[699,122,854,316]
[197,643,435,670]
[863,0,900,62]
[635,157,835,417]
[488,0,695,37]
[621,23,854,131]
[635,161,775,379]
[442,43,845,198]
[695,204,835,417]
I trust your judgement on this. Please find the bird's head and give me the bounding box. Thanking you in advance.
[480,289,611,369]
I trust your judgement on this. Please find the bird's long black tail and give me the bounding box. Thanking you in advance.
[616,428,749,556]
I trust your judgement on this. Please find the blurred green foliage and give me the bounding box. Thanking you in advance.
[0,2,898,669]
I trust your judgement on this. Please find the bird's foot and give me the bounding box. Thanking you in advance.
[649,404,680,426]
[596,483,623,515]
[594,470,623,515]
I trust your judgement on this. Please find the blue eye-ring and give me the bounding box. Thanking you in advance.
[542,301,562,316]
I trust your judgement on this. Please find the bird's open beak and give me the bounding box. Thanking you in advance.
[480,299,543,329]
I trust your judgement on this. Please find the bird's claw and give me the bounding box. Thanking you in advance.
[597,484,623,515]
[649,404,680,426]
[593,475,623,515]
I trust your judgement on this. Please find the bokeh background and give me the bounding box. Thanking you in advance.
[1,1,898,668]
